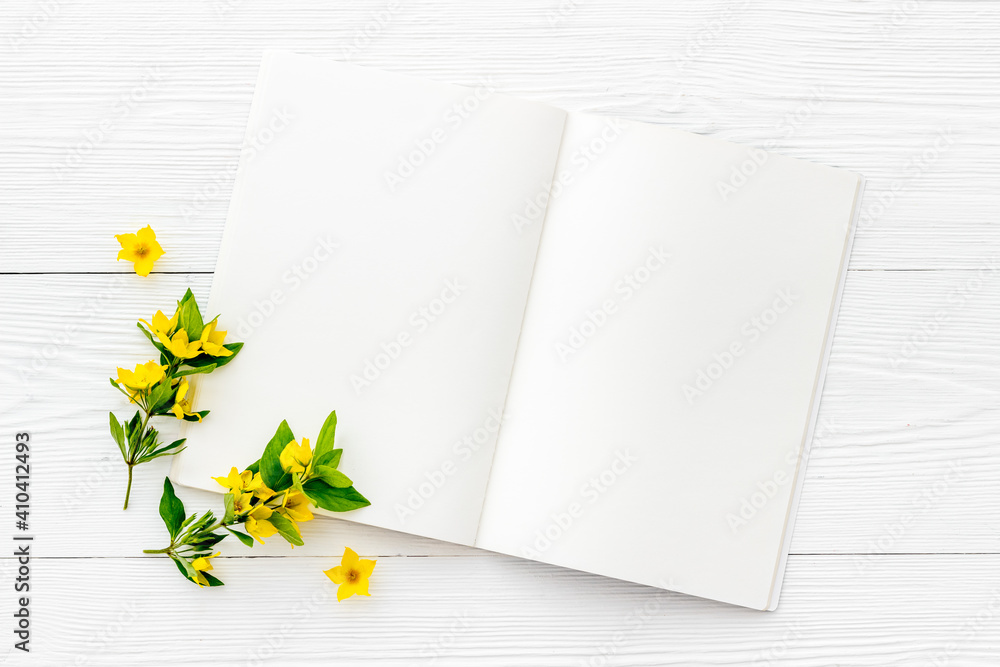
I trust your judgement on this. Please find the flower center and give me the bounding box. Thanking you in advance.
[347,569,358,582]
[134,244,149,257]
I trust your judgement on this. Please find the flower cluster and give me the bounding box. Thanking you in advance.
[110,289,243,509]
[145,411,372,593]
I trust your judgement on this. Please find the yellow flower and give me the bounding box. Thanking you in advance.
[279,490,314,524]
[230,490,254,515]
[169,379,200,421]
[115,225,164,277]
[160,329,202,359]
[246,472,274,499]
[213,467,254,492]
[191,552,219,587]
[324,547,375,601]
[198,321,233,358]
[115,361,167,402]
[244,504,277,544]
[213,467,274,499]
[279,438,313,475]
[140,309,178,340]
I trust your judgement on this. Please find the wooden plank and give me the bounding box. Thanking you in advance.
[1,554,998,665]
[1,270,998,557]
[1,1,998,272]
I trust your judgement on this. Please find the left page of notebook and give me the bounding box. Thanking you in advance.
[170,51,568,546]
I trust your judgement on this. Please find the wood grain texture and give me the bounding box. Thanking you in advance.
[1,0,998,664]
[2,272,999,559]
[1,555,999,666]
[1,1,998,272]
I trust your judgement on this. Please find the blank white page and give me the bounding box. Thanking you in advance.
[476,112,861,610]
[170,51,567,546]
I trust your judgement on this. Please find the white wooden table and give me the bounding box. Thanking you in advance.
[2,1,999,664]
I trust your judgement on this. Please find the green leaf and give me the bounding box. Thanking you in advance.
[170,554,198,583]
[314,410,337,460]
[225,527,254,548]
[314,449,342,469]
[178,513,197,534]
[260,420,294,489]
[201,571,225,587]
[182,410,210,423]
[136,321,167,353]
[267,512,304,546]
[128,410,142,434]
[216,342,243,366]
[271,472,293,493]
[136,438,186,464]
[158,478,186,540]
[126,411,143,458]
[109,412,126,459]
[176,289,204,340]
[290,471,305,495]
[174,364,217,377]
[223,493,235,523]
[313,465,352,488]
[245,459,261,475]
[188,533,225,549]
[146,378,176,414]
[302,479,371,512]
[185,342,243,369]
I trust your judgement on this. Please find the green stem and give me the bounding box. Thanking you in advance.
[123,464,134,510]
[143,546,172,554]
[122,395,154,511]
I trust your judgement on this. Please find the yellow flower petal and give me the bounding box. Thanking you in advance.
[212,467,242,491]
[324,547,375,601]
[324,565,347,584]
[115,226,164,276]
[279,438,313,475]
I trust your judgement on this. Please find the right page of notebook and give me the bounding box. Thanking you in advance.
[476,112,861,611]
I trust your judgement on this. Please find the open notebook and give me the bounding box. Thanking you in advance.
[171,50,864,611]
